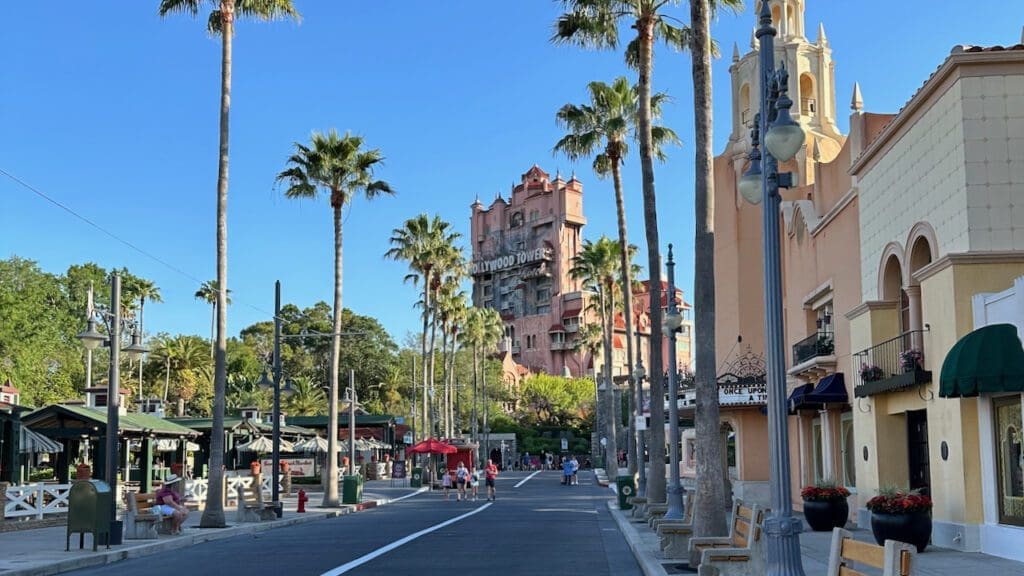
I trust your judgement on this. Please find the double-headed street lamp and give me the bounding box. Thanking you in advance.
[77,273,149,545]
[662,245,685,520]
[256,280,290,518]
[736,3,808,575]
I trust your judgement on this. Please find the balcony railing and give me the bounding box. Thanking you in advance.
[853,329,931,397]
[792,331,835,365]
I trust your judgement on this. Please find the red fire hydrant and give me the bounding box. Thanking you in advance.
[297,489,308,513]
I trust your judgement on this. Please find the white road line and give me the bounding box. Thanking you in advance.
[319,503,492,576]
[386,487,429,503]
[514,470,542,488]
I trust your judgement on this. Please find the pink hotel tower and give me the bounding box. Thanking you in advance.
[470,165,692,379]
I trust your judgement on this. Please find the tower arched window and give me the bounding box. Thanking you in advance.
[799,73,816,116]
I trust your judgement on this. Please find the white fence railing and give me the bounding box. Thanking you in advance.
[185,475,281,505]
[4,483,73,519]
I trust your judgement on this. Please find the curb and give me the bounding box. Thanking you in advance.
[606,501,665,576]
[5,487,429,576]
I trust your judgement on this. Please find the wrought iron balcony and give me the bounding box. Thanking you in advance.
[853,329,931,397]
[792,331,835,365]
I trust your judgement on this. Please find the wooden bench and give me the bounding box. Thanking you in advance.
[688,500,766,576]
[827,528,915,576]
[124,493,172,539]
[657,495,695,558]
[236,479,277,523]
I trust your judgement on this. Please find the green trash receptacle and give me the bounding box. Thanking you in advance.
[410,467,423,488]
[616,475,636,510]
[342,475,363,504]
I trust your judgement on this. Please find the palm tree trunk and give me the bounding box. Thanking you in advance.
[428,299,439,437]
[440,324,450,437]
[610,155,638,475]
[210,302,216,359]
[201,0,233,529]
[420,280,431,440]
[636,16,666,504]
[323,200,344,506]
[600,287,618,473]
[448,330,458,435]
[163,358,170,403]
[691,0,726,536]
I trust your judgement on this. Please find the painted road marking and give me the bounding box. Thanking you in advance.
[319,503,492,576]
[387,487,429,503]
[513,470,542,488]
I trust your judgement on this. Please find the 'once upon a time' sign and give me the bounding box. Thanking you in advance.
[471,248,547,274]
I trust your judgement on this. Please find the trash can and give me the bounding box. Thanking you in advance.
[342,475,363,504]
[67,479,112,551]
[410,466,422,488]
[616,475,636,510]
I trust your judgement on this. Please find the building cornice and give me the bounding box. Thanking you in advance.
[802,279,834,310]
[809,186,857,237]
[845,300,898,321]
[913,251,1024,284]
[850,50,1024,177]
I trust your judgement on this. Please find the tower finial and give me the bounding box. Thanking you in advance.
[732,42,740,62]
[817,23,828,45]
[851,82,864,112]
[750,27,758,49]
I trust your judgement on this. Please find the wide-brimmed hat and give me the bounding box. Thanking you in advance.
[164,474,182,485]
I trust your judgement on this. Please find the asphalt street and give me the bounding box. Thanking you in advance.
[65,470,641,576]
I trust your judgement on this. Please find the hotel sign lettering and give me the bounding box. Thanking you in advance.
[472,248,547,274]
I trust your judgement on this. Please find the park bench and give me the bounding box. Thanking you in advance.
[236,479,276,522]
[827,528,915,576]
[646,502,669,527]
[688,500,766,576]
[627,496,647,517]
[656,496,695,558]
[124,493,171,539]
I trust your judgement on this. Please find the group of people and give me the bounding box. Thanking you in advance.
[440,460,498,502]
[561,455,580,485]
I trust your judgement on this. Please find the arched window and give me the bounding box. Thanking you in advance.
[740,84,752,127]
[800,73,816,116]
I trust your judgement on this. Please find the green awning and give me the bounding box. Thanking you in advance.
[939,323,1024,397]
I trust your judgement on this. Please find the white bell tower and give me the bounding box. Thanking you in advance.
[725,0,843,186]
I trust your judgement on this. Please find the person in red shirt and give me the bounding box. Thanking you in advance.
[484,460,498,501]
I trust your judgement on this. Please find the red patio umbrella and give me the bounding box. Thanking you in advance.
[407,438,457,455]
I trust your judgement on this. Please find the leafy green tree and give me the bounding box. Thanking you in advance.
[160,0,300,528]
[150,334,212,415]
[195,280,231,359]
[283,376,326,416]
[516,374,595,428]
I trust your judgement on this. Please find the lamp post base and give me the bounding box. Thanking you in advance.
[765,515,806,576]
[663,483,686,520]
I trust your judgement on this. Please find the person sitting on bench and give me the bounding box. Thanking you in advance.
[155,474,189,535]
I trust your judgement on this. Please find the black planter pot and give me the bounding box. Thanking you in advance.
[870,511,932,553]
[803,499,849,531]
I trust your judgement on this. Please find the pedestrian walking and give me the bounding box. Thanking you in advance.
[455,461,469,501]
[441,468,453,500]
[468,465,480,501]
[485,459,498,501]
[570,455,579,485]
[562,456,574,486]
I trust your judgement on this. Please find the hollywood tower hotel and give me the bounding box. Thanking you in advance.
[470,165,692,379]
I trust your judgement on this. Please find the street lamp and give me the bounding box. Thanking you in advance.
[256,281,287,517]
[76,273,149,546]
[632,341,647,499]
[662,245,685,520]
[740,3,808,574]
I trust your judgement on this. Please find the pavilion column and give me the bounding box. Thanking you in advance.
[906,285,923,350]
[141,438,154,493]
[819,409,835,482]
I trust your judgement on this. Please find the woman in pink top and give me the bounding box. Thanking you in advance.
[155,474,189,535]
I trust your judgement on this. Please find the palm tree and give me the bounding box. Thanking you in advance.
[283,377,326,416]
[554,0,694,505]
[690,0,742,537]
[436,281,466,437]
[121,277,162,409]
[572,322,603,377]
[277,129,393,507]
[554,76,678,475]
[151,335,211,413]
[385,214,461,440]
[195,280,232,358]
[462,306,504,463]
[570,237,622,472]
[160,0,299,528]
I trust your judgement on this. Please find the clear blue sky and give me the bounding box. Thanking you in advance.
[2,1,1020,345]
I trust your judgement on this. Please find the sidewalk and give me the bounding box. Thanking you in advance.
[606,489,1024,576]
[0,480,426,576]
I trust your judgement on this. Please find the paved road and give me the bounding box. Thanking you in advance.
[66,470,641,576]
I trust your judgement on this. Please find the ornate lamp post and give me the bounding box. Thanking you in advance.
[257,280,289,518]
[662,245,685,520]
[737,3,808,574]
[77,273,149,545]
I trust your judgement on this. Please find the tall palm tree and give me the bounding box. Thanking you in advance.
[570,237,622,472]
[122,277,162,408]
[462,306,504,463]
[284,376,327,416]
[151,335,211,413]
[277,129,394,507]
[437,282,467,437]
[554,76,678,475]
[690,0,742,536]
[554,0,693,501]
[385,214,461,440]
[160,0,299,528]
[195,280,232,358]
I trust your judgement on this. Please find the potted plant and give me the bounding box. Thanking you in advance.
[866,487,933,552]
[899,348,923,373]
[860,363,884,383]
[800,480,850,531]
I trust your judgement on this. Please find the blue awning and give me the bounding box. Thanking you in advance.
[787,383,815,413]
[805,373,848,405]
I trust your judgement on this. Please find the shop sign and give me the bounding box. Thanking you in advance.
[471,248,547,274]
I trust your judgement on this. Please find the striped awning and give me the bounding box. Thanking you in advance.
[20,428,63,454]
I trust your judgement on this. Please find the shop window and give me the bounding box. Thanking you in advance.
[994,396,1024,526]
[841,413,856,489]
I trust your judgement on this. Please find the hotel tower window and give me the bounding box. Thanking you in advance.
[994,396,1024,526]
